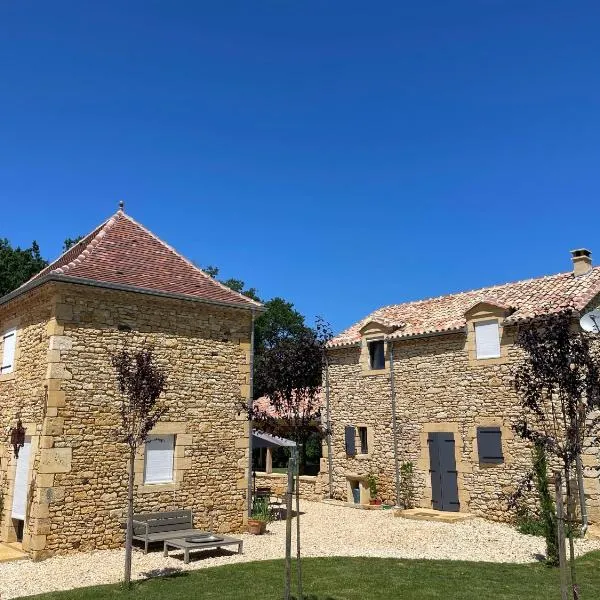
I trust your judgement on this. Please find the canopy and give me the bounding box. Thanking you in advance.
[252,430,296,449]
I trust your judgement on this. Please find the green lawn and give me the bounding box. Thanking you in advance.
[27,554,600,600]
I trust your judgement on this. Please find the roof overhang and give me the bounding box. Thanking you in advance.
[0,273,266,313]
[252,430,296,448]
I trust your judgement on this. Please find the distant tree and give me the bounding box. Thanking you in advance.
[202,265,261,302]
[62,236,84,252]
[513,308,600,599]
[0,239,47,296]
[112,347,167,587]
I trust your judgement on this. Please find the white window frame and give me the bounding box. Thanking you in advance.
[474,320,501,359]
[1,328,17,374]
[144,434,175,484]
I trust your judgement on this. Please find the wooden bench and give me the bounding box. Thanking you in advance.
[132,509,207,554]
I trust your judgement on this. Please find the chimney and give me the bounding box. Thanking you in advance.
[571,248,592,276]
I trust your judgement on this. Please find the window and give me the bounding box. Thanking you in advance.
[1,329,16,374]
[358,427,369,454]
[474,320,500,359]
[477,427,504,464]
[144,435,175,484]
[368,340,385,370]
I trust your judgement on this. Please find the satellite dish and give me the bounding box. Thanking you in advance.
[580,309,600,333]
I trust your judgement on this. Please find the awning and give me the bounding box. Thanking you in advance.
[252,430,296,449]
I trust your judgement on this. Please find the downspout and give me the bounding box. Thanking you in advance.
[388,339,401,507]
[576,454,589,535]
[246,310,256,518]
[324,354,334,498]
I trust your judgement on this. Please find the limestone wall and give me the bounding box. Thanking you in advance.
[254,472,325,502]
[326,330,600,522]
[0,286,54,547]
[2,282,253,559]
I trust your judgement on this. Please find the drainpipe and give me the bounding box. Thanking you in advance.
[388,339,401,507]
[324,354,334,498]
[576,454,589,535]
[246,311,256,518]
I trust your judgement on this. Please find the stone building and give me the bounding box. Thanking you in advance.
[0,206,261,559]
[323,249,600,522]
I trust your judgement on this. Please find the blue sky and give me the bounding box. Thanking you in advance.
[1,1,599,333]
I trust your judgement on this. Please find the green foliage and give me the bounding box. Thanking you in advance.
[62,236,84,253]
[367,473,378,498]
[250,496,273,523]
[399,461,416,509]
[533,442,559,566]
[0,238,48,297]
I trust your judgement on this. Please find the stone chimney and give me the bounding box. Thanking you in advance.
[571,248,592,276]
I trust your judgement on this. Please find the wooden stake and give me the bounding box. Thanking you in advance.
[284,456,294,600]
[554,471,569,600]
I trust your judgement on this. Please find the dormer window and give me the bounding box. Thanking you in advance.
[368,340,385,370]
[474,320,500,359]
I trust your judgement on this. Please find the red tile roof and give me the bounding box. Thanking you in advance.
[12,209,262,310]
[329,266,600,347]
[254,390,323,420]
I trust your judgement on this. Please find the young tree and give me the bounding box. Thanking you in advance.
[513,307,600,599]
[113,347,167,587]
[252,318,331,474]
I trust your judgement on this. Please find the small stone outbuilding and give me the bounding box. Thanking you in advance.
[323,249,600,522]
[0,206,261,559]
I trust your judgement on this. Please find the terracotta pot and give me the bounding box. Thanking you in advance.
[369,499,382,506]
[247,519,267,535]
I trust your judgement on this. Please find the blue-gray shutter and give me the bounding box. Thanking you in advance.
[345,426,356,456]
[477,427,504,464]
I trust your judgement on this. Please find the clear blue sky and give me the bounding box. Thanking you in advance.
[2,1,599,333]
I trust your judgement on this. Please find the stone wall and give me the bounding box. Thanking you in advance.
[326,328,600,522]
[1,282,253,559]
[0,286,54,547]
[254,472,325,502]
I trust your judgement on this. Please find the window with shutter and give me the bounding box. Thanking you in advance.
[358,427,369,454]
[368,340,385,370]
[345,426,356,456]
[144,435,175,484]
[1,329,16,374]
[474,320,501,359]
[477,427,504,464]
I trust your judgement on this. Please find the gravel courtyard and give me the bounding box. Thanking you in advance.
[2,500,599,599]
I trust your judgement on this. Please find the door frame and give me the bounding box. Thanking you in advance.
[417,422,471,512]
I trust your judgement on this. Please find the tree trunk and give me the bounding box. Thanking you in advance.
[555,471,569,600]
[124,448,135,587]
[284,457,294,600]
[296,467,303,600]
[564,467,579,600]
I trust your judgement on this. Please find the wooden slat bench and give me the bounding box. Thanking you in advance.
[132,509,207,554]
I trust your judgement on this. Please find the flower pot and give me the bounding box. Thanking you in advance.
[369,499,382,506]
[247,519,267,535]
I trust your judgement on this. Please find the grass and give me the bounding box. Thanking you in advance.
[26,553,600,600]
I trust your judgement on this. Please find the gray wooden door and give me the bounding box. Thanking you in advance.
[428,432,460,512]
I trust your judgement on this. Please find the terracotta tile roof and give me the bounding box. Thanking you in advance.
[329,266,600,347]
[15,209,262,310]
[254,390,323,420]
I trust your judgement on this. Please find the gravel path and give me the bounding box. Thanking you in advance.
[2,501,599,599]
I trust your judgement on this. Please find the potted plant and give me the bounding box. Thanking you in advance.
[367,472,382,505]
[247,496,272,534]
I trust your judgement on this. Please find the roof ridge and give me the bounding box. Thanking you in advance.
[120,212,263,308]
[378,267,598,312]
[52,213,120,276]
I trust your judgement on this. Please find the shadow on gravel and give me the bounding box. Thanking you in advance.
[139,567,187,579]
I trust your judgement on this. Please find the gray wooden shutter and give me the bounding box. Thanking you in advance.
[477,427,503,464]
[345,426,356,456]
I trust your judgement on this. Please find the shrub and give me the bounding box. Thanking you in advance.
[399,461,416,509]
